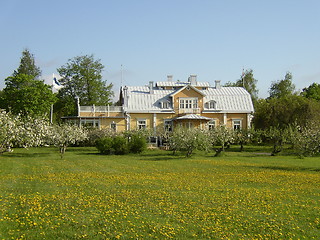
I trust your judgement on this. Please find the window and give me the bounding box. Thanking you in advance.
[110,122,117,132]
[161,101,170,109]
[80,119,99,128]
[233,119,242,130]
[137,119,146,129]
[164,120,172,131]
[208,120,216,130]
[205,100,216,109]
[179,98,198,109]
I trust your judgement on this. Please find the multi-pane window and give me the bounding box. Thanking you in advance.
[208,120,216,130]
[205,100,216,109]
[110,122,117,132]
[81,119,99,128]
[161,101,170,109]
[164,120,172,131]
[233,120,242,130]
[137,119,146,129]
[179,98,198,109]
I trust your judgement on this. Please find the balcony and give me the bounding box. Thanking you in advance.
[178,108,201,114]
[80,106,123,112]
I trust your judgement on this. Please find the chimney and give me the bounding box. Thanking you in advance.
[167,75,173,82]
[189,75,197,85]
[215,80,221,89]
[149,81,154,94]
[122,86,128,107]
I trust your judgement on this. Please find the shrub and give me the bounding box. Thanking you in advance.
[112,136,129,155]
[128,134,147,154]
[96,137,113,155]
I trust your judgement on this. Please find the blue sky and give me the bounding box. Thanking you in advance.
[1,0,319,100]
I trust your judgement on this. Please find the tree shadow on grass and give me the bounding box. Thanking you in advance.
[1,153,52,158]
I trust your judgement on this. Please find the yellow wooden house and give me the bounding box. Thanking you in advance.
[69,75,254,132]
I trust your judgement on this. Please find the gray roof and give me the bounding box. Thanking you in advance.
[122,84,254,113]
[156,81,210,87]
[174,114,212,121]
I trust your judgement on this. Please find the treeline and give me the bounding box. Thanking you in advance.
[1,110,320,158]
[0,49,114,121]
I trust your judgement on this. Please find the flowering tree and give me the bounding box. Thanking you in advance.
[169,128,211,157]
[48,124,88,158]
[14,116,51,149]
[0,111,18,153]
[290,122,320,157]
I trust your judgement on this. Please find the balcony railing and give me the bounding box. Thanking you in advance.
[80,106,123,112]
[178,108,201,114]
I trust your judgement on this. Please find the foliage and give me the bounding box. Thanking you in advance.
[264,127,290,156]
[290,122,320,157]
[224,69,259,105]
[2,74,56,117]
[13,116,51,149]
[0,49,56,117]
[301,82,320,101]
[269,72,296,99]
[0,111,18,154]
[128,133,147,154]
[13,48,41,79]
[95,131,146,155]
[48,124,88,158]
[233,128,254,152]
[56,54,114,117]
[112,136,129,155]
[210,125,234,154]
[169,128,211,157]
[253,95,320,130]
[85,128,117,146]
[96,137,114,155]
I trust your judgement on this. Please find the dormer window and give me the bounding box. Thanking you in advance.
[160,100,170,109]
[206,100,216,109]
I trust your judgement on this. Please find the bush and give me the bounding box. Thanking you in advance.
[128,134,147,154]
[112,136,129,155]
[96,137,113,155]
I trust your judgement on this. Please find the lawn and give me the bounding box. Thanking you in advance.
[0,147,319,239]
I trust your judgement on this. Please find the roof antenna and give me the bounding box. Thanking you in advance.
[121,64,123,87]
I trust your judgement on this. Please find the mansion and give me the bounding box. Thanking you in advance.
[65,75,254,132]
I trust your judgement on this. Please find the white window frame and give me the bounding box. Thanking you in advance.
[137,119,147,130]
[110,122,117,132]
[208,100,216,109]
[164,120,173,132]
[232,119,242,130]
[208,120,216,130]
[179,97,198,109]
[80,119,100,128]
[161,100,170,109]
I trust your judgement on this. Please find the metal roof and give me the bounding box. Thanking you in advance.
[122,84,254,113]
[156,81,210,87]
[174,114,212,121]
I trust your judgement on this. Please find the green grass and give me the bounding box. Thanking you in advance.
[0,146,319,239]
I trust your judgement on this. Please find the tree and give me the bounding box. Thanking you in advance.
[56,55,114,117]
[269,72,295,99]
[13,48,41,79]
[169,128,210,157]
[253,95,320,130]
[2,74,56,117]
[48,124,88,158]
[224,69,259,105]
[301,82,320,101]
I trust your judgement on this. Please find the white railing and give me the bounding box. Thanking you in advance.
[178,108,201,114]
[80,106,123,113]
